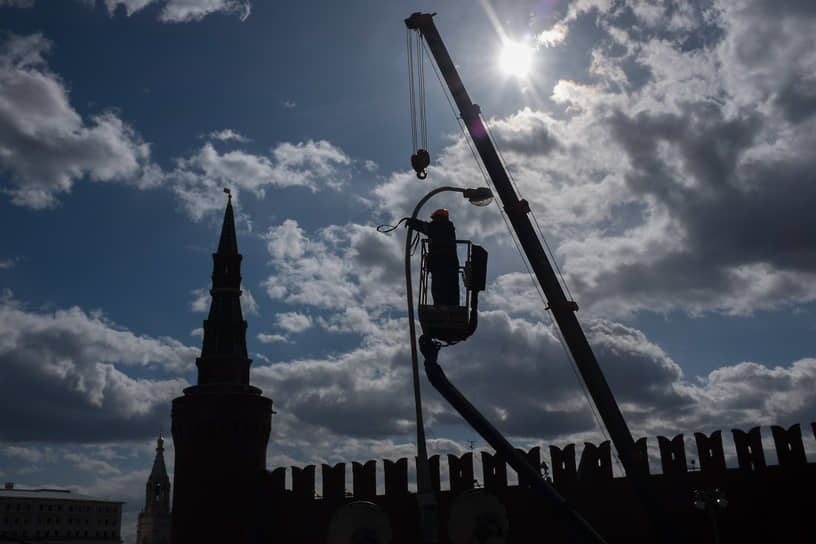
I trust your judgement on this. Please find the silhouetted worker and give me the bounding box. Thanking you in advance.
[408,208,460,306]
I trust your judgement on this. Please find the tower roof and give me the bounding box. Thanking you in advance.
[196,192,251,385]
[217,191,238,255]
[149,434,168,483]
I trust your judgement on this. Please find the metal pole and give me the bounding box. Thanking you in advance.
[405,186,467,544]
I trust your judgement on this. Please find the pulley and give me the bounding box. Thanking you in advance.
[411,149,430,179]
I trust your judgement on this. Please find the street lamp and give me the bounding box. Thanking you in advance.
[404,185,492,543]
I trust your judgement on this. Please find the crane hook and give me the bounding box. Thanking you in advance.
[411,149,430,179]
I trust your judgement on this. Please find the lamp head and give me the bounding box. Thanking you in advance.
[463,187,493,207]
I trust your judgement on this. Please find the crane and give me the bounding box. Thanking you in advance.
[405,11,668,542]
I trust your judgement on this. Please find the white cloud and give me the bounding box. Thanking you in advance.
[64,452,121,475]
[0,294,193,441]
[261,220,403,313]
[242,287,260,316]
[169,139,351,220]
[207,128,249,142]
[257,332,288,344]
[3,445,46,463]
[275,312,312,333]
[189,288,209,312]
[104,0,251,22]
[0,33,160,209]
[537,22,568,47]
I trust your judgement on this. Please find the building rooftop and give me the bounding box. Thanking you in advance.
[1,484,123,503]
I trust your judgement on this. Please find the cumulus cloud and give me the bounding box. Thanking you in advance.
[0,33,160,209]
[104,0,251,23]
[261,219,404,315]
[254,292,816,466]
[419,0,816,321]
[537,22,568,47]
[169,139,351,220]
[257,332,288,344]
[0,294,193,441]
[207,128,250,142]
[275,312,312,334]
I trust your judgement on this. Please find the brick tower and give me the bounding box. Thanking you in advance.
[171,193,273,543]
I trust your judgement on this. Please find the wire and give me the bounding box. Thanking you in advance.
[377,217,409,233]
[407,29,417,153]
[417,22,615,471]
[477,111,619,473]
[480,113,576,303]
[418,37,428,151]
[422,41,491,187]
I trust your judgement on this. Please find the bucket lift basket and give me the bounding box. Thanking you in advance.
[418,239,487,343]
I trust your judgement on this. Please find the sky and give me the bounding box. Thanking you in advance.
[2,0,816,541]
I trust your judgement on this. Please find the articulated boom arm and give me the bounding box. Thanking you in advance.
[405,10,645,492]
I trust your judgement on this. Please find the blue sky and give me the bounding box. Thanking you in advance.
[2,0,816,541]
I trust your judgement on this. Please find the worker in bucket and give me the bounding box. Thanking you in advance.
[408,208,460,306]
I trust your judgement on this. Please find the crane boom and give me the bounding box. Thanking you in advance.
[405,11,660,527]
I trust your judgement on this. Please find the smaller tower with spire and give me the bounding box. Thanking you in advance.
[136,434,172,544]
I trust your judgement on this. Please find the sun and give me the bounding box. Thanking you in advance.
[499,40,534,78]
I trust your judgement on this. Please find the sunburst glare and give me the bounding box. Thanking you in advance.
[499,40,534,78]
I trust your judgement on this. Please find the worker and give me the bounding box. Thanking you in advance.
[408,208,460,306]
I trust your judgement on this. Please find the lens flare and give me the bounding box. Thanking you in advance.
[499,40,534,78]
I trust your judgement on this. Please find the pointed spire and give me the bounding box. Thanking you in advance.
[217,188,238,255]
[196,191,251,385]
[149,433,167,481]
[143,433,170,515]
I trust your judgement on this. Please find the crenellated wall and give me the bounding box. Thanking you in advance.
[256,423,816,543]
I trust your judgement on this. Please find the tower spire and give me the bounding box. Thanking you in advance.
[217,188,238,255]
[171,191,273,544]
[196,192,250,384]
[136,433,172,544]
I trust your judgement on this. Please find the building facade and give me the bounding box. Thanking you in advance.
[135,435,172,544]
[0,483,122,543]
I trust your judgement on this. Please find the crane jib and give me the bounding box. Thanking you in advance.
[405,11,674,542]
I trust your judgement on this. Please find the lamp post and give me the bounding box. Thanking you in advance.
[405,185,492,543]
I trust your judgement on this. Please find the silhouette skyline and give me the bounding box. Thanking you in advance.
[2,2,816,543]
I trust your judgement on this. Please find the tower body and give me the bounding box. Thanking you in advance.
[136,435,172,544]
[171,196,273,543]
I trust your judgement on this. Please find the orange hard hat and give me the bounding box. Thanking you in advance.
[431,208,449,219]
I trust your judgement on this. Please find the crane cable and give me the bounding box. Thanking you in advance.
[407,29,430,179]
[420,40,619,474]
